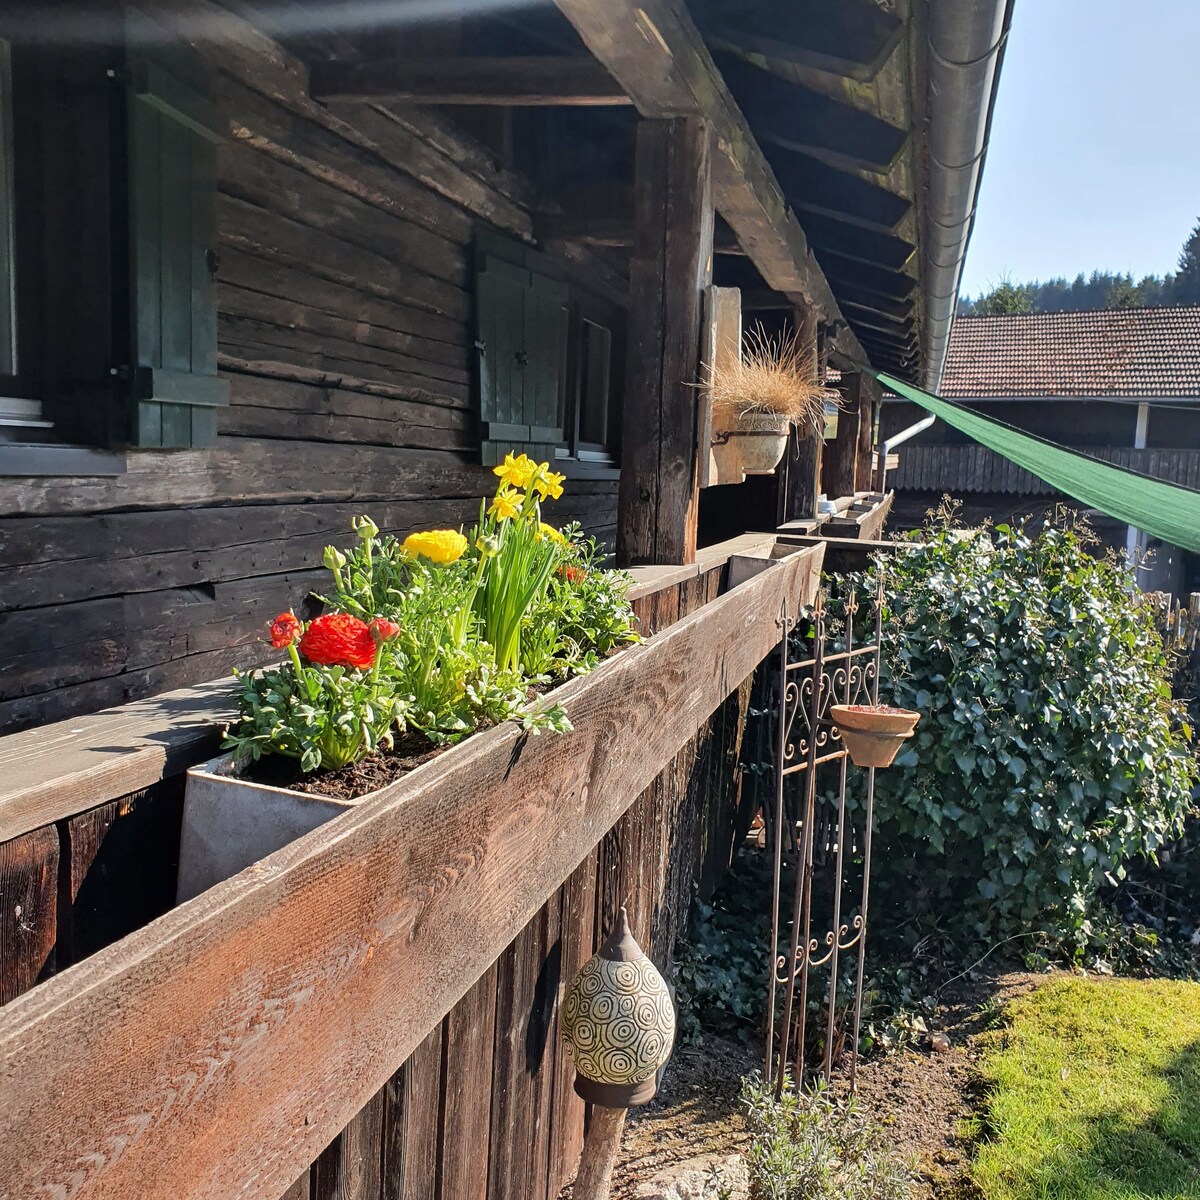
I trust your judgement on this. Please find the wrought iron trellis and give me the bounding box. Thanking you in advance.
[764,577,885,1095]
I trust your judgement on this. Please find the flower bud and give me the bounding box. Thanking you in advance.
[352,515,379,541]
[324,545,347,571]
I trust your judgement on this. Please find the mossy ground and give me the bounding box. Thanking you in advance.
[974,977,1200,1200]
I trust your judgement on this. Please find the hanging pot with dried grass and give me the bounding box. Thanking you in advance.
[705,327,838,475]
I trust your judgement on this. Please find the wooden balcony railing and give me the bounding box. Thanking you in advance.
[0,535,824,1200]
[894,444,1200,496]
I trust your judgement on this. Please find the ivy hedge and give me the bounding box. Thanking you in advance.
[869,514,1197,957]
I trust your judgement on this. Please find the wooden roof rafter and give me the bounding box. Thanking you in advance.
[550,0,867,365]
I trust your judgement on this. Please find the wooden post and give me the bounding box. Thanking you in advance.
[778,303,821,524]
[573,1106,627,1200]
[822,371,863,500]
[855,377,878,493]
[617,116,714,566]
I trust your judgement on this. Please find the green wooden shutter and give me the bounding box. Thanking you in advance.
[475,244,567,466]
[522,270,569,462]
[127,62,228,449]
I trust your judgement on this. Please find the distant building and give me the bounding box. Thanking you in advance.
[884,307,1200,594]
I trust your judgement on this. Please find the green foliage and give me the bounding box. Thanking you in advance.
[973,977,1200,1200]
[741,1075,912,1200]
[870,511,1197,957]
[973,277,1034,315]
[222,648,406,773]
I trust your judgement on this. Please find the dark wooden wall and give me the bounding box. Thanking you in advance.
[0,566,756,1199]
[0,0,625,735]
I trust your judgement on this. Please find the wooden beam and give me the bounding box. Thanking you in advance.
[310,56,631,106]
[0,543,824,1200]
[855,376,879,491]
[822,371,863,499]
[534,212,743,255]
[778,303,822,524]
[551,0,867,366]
[617,117,714,566]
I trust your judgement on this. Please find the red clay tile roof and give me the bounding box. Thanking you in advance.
[941,307,1200,399]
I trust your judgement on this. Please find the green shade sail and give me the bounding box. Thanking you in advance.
[872,370,1200,555]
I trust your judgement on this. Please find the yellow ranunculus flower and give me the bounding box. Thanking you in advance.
[403,529,468,564]
[489,489,522,521]
[537,522,566,545]
[493,451,536,490]
[533,469,566,501]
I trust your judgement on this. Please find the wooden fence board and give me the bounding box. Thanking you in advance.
[0,827,59,1005]
[440,963,498,1200]
[311,1090,385,1200]
[382,1026,443,1200]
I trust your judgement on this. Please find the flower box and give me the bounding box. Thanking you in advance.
[177,539,826,902]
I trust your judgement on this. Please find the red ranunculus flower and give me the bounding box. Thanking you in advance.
[269,611,302,649]
[558,565,586,585]
[369,617,401,643]
[298,612,378,670]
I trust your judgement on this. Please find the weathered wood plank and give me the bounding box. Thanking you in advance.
[546,848,597,1197]
[311,1090,385,1200]
[382,1025,443,1200]
[439,963,497,1200]
[823,372,862,499]
[311,56,630,106]
[0,542,823,1200]
[617,117,713,566]
[58,781,185,969]
[0,826,58,1005]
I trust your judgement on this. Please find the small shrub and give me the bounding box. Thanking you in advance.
[741,1075,912,1200]
[870,510,1197,958]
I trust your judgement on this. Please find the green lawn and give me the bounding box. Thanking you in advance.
[974,977,1200,1200]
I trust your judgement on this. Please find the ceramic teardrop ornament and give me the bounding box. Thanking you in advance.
[561,907,676,1107]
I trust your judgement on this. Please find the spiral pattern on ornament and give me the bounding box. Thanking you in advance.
[562,955,676,1085]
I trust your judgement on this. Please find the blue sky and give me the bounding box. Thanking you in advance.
[959,0,1200,297]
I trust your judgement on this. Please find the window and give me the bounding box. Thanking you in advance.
[561,306,618,466]
[0,24,227,471]
[474,233,620,470]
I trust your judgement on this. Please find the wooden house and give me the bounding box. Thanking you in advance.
[0,3,1012,1197]
[885,307,1200,594]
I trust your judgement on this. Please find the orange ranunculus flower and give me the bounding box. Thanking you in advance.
[298,613,378,670]
[269,612,302,649]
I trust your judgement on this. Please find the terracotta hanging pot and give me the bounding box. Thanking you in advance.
[714,411,791,475]
[830,704,921,769]
[561,907,676,1108]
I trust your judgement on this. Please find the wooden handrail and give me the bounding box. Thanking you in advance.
[0,542,823,1200]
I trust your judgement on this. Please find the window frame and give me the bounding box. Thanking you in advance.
[558,292,621,469]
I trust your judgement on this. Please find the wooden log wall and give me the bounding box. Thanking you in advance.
[0,0,625,735]
[0,565,757,1200]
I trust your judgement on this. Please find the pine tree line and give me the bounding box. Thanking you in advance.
[958,218,1200,316]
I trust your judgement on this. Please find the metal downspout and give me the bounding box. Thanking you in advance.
[922,0,1015,390]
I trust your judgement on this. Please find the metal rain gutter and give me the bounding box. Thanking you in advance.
[921,0,1015,391]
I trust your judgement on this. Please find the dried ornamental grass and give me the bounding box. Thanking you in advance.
[706,326,839,434]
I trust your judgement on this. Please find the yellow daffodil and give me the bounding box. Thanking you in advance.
[489,489,522,521]
[537,521,566,545]
[493,452,536,490]
[403,529,468,564]
[533,468,566,501]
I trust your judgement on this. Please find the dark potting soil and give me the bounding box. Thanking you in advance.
[241,730,448,800]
